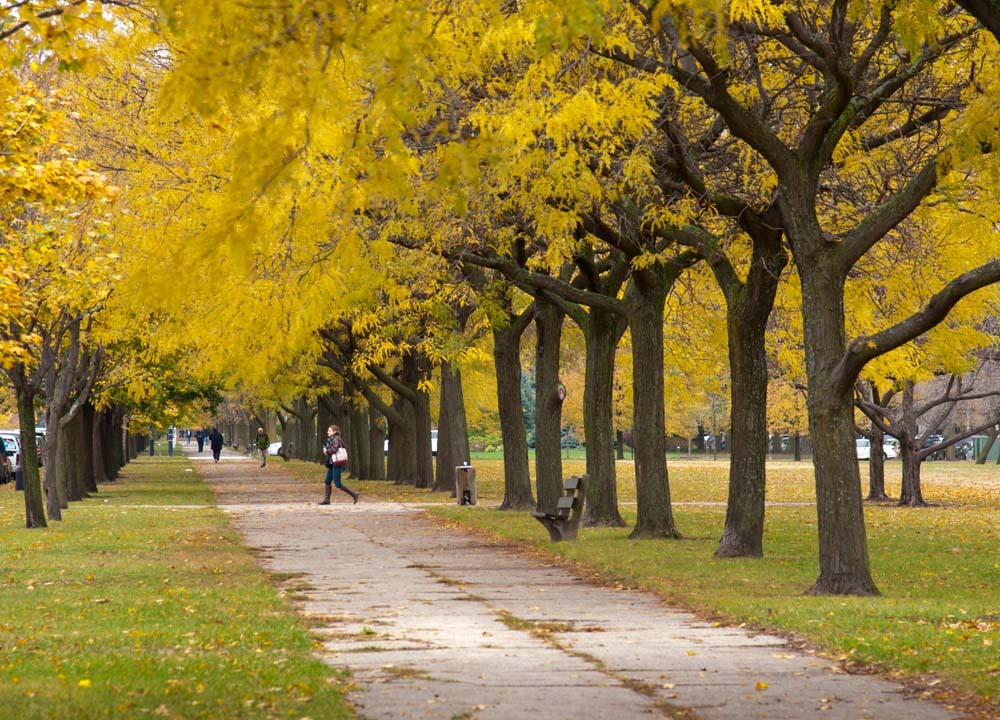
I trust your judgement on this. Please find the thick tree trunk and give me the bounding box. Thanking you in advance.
[976,429,996,464]
[897,383,927,506]
[435,362,471,493]
[295,396,318,462]
[92,406,111,487]
[65,412,87,502]
[402,353,435,490]
[493,320,534,510]
[866,425,891,501]
[709,217,786,557]
[898,446,927,506]
[534,300,564,512]
[386,392,417,485]
[715,295,769,556]
[628,280,679,539]
[582,307,627,527]
[14,374,46,528]
[800,265,878,596]
[317,396,336,462]
[44,410,65,520]
[349,405,371,479]
[368,406,386,480]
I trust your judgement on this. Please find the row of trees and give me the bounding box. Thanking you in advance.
[2,2,999,596]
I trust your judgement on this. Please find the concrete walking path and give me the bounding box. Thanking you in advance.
[184,444,967,720]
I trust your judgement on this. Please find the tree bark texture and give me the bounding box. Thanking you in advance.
[897,383,927,507]
[715,292,770,557]
[534,300,564,513]
[92,407,111,486]
[435,362,472,494]
[386,392,417,485]
[799,263,878,596]
[44,413,64,520]
[582,307,626,527]
[65,412,86,502]
[402,353,435,490]
[14,375,46,528]
[317,397,335,463]
[493,319,535,510]
[866,425,891,502]
[368,405,386,481]
[349,405,371,479]
[628,277,679,539]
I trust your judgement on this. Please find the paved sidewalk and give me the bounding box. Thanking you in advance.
[184,445,967,720]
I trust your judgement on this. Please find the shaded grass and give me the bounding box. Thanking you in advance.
[0,458,353,720]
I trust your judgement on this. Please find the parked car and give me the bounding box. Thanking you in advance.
[0,446,12,484]
[1,429,44,468]
[1,433,22,475]
[856,437,899,460]
[267,441,284,456]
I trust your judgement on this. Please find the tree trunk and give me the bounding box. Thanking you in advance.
[493,318,534,510]
[800,264,878,596]
[402,353,435,489]
[55,421,70,510]
[65,412,87,502]
[628,277,679,539]
[582,306,627,527]
[317,396,336,463]
[715,292,769,556]
[534,300,564,512]
[866,425,891,501]
[92,406,111,487]
[897,382,927,507]
[976,429,996,464]
[435,362,471,493]
[13,372,46,528]
[349,404,371,479]
[44,409,65,520]
[898,447,927,506]
[387,391,417,485]
[368,405,386,480]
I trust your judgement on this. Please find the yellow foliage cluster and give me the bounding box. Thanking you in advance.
[0,71,118,371]
[20,0,996,432]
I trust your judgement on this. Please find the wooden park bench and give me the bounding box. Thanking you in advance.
[531,475,588,542]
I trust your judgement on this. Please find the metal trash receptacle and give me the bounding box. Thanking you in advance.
[455,463,477,505]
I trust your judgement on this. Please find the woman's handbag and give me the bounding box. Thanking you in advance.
[332,447,348,466]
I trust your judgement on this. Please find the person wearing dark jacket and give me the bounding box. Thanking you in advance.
[255,427,269,467]
[209,428,224,463]
[320,425,358,505]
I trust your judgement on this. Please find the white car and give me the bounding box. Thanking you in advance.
[856,438,899,460]
[267,441,285,456]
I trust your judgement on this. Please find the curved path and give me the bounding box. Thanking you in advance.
[184,444,966,720]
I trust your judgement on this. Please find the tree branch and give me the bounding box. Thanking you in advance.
[836,259,1000,387]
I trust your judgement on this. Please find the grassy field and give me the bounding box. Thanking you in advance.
[0,455,354,720]
[325,457,999,718]
[3,453,997,718]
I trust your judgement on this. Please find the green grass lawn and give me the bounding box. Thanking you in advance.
[4,453,996,718]
[334,457,999,717]
[0,455,354,720]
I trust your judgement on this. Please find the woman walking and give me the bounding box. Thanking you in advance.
[320,425,358,504]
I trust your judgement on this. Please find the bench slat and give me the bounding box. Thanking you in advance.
[556,496,576,511]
